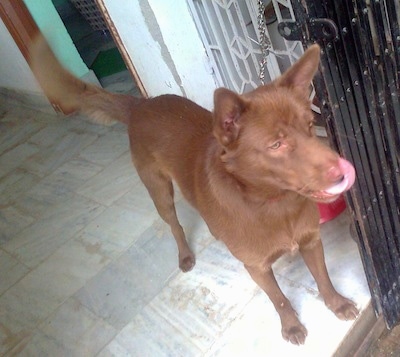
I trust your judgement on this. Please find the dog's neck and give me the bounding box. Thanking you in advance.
[235,177,291,205]
[206,144,297,209]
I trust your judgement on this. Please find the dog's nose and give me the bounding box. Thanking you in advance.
[327,164,344,183]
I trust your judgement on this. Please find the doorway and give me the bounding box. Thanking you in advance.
[52,0,141,96]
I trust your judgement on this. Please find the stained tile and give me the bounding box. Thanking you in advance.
[0,205,35,244]
[10,239,111,311]
[0,325,34,356]
[33,157,104,196]
[13,177,77,219]
[75,233,179,330]
[0,237,113,356]
[78,130,129,166]
[0,277,59,355]
[0,234,113,347]
[98,303,201,357]
[77,151,141,206]
[3,194,105,268]
[0,168,40,206]
[75,204,156,260]
[29,298,117,357]
[0,249,29,294]
[206,284,358,357]
[147,241,258,352]
[11,330,69,357]
[0,142,39,179]
[0,114,44,154]
[22,131,98,177]
[0,88,54,117]
[28,122,70,148]
[134,219,182,273]
[114,182,157,215]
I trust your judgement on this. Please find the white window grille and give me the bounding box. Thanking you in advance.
[188,0,319,113]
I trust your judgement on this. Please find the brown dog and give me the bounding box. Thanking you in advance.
[30,36,358,344]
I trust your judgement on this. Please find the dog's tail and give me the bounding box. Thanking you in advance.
[29,35,142,125]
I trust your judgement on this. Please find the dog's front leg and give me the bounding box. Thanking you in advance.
[300,238,359,320]
[245,264,307,345]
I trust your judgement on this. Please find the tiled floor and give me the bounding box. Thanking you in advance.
[0,96,371,356]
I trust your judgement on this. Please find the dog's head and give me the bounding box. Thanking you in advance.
[212,44,355,203]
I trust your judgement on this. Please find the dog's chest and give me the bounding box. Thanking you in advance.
[207,198,318,266]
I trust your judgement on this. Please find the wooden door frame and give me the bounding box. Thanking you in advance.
[95,0,147,97]
[0,0,39,62]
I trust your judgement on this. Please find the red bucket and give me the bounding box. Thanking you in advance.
[317,195,347,224]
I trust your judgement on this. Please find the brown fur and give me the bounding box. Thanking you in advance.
[30,36,358,344]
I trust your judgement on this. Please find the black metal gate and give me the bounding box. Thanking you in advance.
[280,0,400,328]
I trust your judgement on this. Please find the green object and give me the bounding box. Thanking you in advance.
[23,0,89,78]
[90,47,127,78]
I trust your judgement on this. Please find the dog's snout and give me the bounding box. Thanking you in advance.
[327,164,344,183]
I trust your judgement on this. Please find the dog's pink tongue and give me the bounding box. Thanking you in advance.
[324,158,356,195]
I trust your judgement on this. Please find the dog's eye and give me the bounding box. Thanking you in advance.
[269,141,281,150]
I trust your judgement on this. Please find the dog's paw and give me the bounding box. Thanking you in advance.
[282,324,308,345]
[327,295,359,320]
[332,300,359,320]
[179,254,196,272]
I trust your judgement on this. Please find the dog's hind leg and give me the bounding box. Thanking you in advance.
[137,163,195,272]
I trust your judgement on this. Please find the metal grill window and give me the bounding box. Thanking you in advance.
[187,0,305,93]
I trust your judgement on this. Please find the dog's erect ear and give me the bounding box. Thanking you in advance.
[275,44,320,97]
[213,88,248,146]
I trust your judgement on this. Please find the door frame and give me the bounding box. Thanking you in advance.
[95,0,147,97]
[0,0,39,61]
[0,0,147,110]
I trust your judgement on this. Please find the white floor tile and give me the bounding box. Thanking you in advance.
[0,250,30,295]
[77,152,140,206]
[3,194,105,268]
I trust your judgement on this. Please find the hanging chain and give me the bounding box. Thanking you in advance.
[257,0,272,84]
